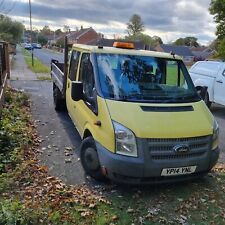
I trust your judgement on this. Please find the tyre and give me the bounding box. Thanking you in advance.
[204,92,212,108]
[53,83,66,111]
[80,136,105,181]
[196,87,212,108]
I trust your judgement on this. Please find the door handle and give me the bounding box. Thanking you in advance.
[216,80,223,84]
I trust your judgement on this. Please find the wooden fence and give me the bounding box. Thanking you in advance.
[0,41,10,110]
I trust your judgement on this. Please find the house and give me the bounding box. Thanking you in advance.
[49,27,102,47]
[190,47,217,61]
[87,38,151,50]
[155,44,194,65]
[67,27,101,45]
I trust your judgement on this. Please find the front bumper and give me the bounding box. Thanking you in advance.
[96,138,219,184]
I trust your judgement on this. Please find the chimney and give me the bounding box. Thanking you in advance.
[81,25,83,30]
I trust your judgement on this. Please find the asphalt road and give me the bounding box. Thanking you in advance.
[10,80,225,185]
[33,48,64,66]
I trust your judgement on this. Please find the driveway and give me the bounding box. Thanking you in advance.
[211,104,225,162]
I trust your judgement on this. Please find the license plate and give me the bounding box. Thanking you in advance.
[161,166,197,176]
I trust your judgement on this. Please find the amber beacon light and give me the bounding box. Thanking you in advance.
[113,42,135,49]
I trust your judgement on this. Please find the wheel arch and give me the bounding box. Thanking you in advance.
[194,79,213,102]
[83,128,93,140]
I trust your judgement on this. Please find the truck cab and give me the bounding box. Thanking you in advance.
[51,41,219,184]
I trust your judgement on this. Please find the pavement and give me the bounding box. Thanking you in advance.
[10,47,51,81]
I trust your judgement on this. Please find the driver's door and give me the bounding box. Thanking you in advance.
[73,53,98,135]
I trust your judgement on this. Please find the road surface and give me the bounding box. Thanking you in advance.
[33,48,64,66]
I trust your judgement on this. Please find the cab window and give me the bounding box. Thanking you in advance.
[97,53,199,103]
[69,51,80,81]
[79,53,97,112]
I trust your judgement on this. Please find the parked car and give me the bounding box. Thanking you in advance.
[36,43,42,49]
[24,43,32,50]
[189,61,225,107]
[32,43,42,49]
[50,39,219,184]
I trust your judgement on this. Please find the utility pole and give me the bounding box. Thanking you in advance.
[29,0,34,67]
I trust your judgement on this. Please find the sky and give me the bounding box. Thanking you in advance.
[2,0,217,45]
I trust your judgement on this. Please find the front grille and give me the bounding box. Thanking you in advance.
[148,135,211,161]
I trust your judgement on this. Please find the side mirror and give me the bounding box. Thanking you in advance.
[71,81,83,101]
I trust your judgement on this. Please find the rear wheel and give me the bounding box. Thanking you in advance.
[53,83,66,111]
[80,137,105,181]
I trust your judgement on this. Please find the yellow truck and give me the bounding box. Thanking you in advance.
[51,38,219,184]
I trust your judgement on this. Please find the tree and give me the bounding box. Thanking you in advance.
[63,25,70,33]
[217,38,225,58]
[209,39,219,51]
[126,14,144,36]
[209,0,225,59]
[152,36,163,45]
[0,14,23,43]
[174,37,199,47]
[56,38,65,48]
[209,0,225,39]
[37,33,48,45]
[40,25,52,36]
[126,33,163,48]
[55,29,63,36]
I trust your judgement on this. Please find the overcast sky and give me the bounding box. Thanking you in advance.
[3,0,216,45]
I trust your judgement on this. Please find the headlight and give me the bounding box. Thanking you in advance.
[212,120,219,150]
[113,121,137,157]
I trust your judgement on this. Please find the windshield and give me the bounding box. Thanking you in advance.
[96,53,200,103]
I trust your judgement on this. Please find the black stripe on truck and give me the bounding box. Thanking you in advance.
[140,106,194,112]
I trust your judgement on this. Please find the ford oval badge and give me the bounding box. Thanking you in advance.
[173,144,190,153]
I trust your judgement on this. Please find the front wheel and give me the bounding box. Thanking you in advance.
[203,92,212,108]
[80,137,105,181]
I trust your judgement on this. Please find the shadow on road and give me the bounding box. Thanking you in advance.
[211,104,225,120]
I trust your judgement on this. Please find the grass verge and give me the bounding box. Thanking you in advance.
[1,88,225,225]
[37,76,51,81]
[21,48,50,73]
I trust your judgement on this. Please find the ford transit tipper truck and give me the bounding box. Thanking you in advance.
[51,37,219,184]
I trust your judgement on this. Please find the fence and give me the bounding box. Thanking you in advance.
[0,41,10,110]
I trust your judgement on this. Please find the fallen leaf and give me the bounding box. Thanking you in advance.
[112,215,119,221]
[127,208,135,213]
[65,158,72,163]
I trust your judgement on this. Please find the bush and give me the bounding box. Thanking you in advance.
[0,89,31,173]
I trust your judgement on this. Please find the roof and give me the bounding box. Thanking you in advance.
[160,44,194,57]
[87,38,146,50]
[67,27,96,40]
[191,47,216,59]
[72,44,182,60]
